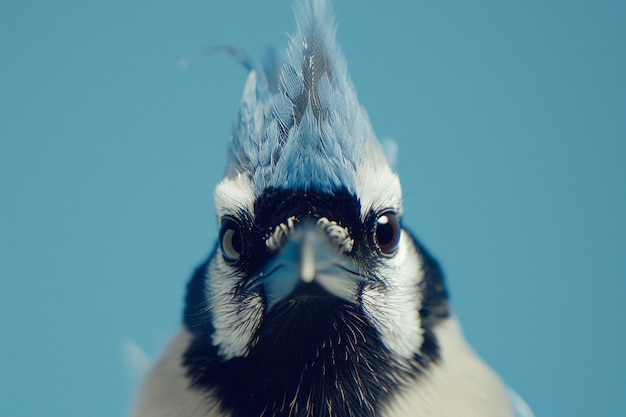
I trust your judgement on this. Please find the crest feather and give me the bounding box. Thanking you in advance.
[226,0,385,195]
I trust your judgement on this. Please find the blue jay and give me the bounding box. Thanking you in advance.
[132,1,534,416]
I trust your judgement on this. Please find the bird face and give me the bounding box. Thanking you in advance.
[209,171,424,362]
[184,176,445,417]
[180,1,450,416]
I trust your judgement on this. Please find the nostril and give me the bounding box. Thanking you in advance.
[316,217,354,253]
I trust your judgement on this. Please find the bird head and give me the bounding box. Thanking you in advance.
[182,1,449,416]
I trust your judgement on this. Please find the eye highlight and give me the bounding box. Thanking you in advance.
[374,212,401,254]
[219,218,244,262]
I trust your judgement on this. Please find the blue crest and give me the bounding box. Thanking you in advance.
[225,0,380,195]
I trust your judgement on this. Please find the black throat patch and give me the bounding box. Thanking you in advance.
[184,297,429,417]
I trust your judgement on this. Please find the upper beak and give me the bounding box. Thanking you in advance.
[259,219,364,310]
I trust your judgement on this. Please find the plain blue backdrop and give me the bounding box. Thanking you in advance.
[2,1,625,416]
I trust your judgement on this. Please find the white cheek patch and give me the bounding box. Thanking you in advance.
[208,255,264,360]
[355,141,420,359]
[361,231,424,360]
[211,174,263,359]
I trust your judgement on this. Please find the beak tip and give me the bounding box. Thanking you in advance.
[299,229,318,283]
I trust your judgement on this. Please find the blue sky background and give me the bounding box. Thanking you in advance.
[2,1,625,416]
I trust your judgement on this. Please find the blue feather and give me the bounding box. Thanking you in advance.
[226,0,380,195]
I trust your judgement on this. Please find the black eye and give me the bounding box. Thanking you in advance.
[374,212,401,254]
[219,218,244,262]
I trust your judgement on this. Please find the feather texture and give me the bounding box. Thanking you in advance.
[226,0,381,195]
